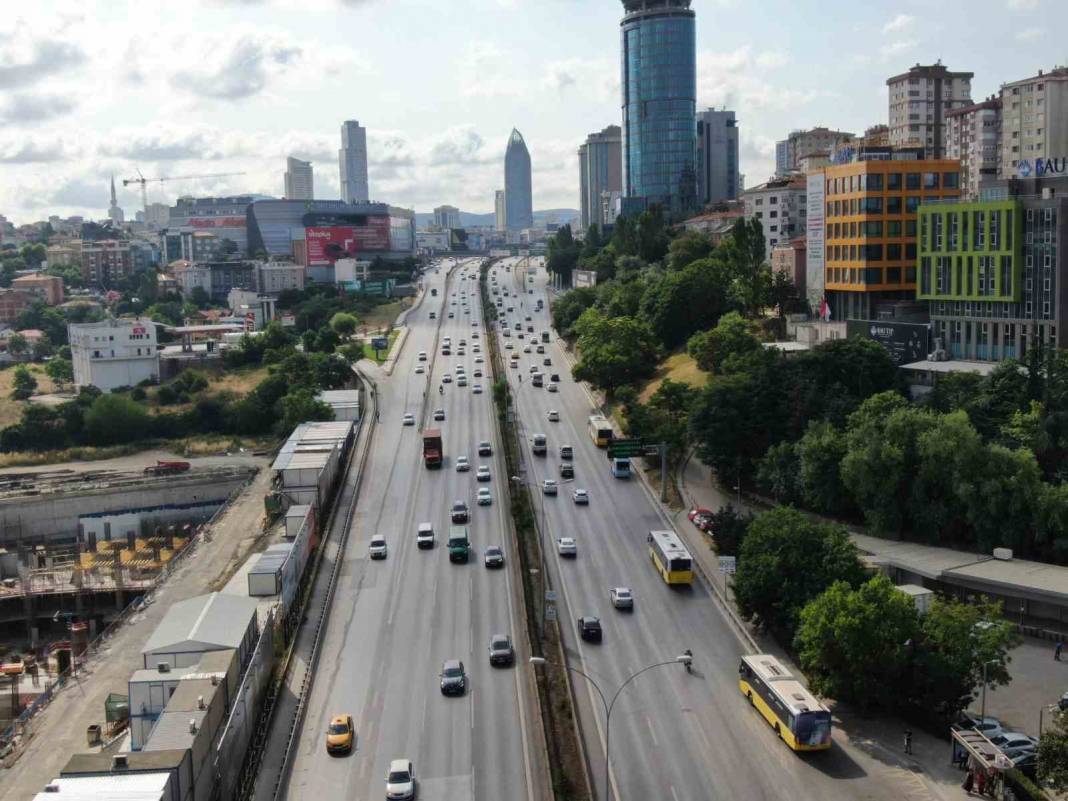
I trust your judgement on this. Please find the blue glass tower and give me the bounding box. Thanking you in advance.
[620,0,697,218]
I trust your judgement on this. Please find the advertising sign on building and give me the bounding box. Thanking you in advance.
[846,319,931,365]
[1017,158,1068,179]
[573,270,597,289]
[805,173,825,310]
[188,217,246,229]
[305,219,392,264]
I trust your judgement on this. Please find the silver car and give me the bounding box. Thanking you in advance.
[386,759,415,800]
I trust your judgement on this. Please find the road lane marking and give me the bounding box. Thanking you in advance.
[646,716,659,747]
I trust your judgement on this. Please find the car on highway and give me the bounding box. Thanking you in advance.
[442,373,452,383]
[505,341,513,349]
[557,536,576,556]
[433,409,446,421]
[523,345,532,353]
[577,616,602,643]
[529,365,538,373]
[610,587,634,610]
[475,355,484,363]
[429,311,436,319]
[547,382,558,392]
[448,311,454,318]
[473,368,483,378]
[527,325,534,333]
[455,456,470,472]
[547,410,560,422]
[572,488,589,505]
[559,463,574,479]
[525,315,532,321]
[488,634,514,666]
[369,535,388,560]
[325,714,355,754]
[417,522,434,549]
[473,384,483,394]
[402,413,415,426]
[418,351,427,361]
[386,759,416,800]
[457,375,467,387]
[415,364,425,374]
[559,445,573,460]
[543,357,552,367]
[542,479,558,496]
[440,660,467,696]
[484,545,505,568]
[451,500,469,523]
[514,323,522,331]
[536,344,545,354]
[688,507,715,533]
[502,329,511,338]
[476,465,491,482]
[472,332,480,339]
[477,487,493,505]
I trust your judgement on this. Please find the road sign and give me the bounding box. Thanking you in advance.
[371,336,389,350]
[607,438,643,458]
[719,556,737,575]
[544,604,557,622]
[545,590,556,602]
[641,444,661,457]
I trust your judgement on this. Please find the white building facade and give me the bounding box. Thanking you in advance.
[69,319,160,391]
[945,97,1001,200]
[284,157,314,200]
[339,121,369,204]
[887,61,973,159]
[742,176,807,253]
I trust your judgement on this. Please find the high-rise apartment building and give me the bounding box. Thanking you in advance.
[743,176,807,254]
[433,205,462,229]
[696,109,740,206]
[504,129,533,231]
[945,97,1001,200]
[339,121,369,204]
[578,125,622,231]
[773,128,855,177]
[819,158,962,321]
[620,0,697,217]
[999,67,1068,180]
[887,62,973,159]
[81,240,133,286]
[494,190,506,232]
[284,157,314,200]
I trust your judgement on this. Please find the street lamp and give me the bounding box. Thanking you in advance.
[530,653,692,801]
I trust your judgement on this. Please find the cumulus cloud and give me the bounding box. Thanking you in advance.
[1007,0,1038,8]
[882,14,915,34]
[0,138,71,163]
[0,93,75,124]
[49,177,110,209]
[880,39,917,61]
[0,28,85,89]
[428,127,493,166]
[171,34,302,100]
[1014,27,1042,41]
[697,46,815,112]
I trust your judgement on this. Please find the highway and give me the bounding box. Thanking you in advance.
[283,258,544,801]
[492,258,934,801]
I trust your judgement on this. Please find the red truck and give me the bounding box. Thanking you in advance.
[422,430,443,469]
[144,460,191,476]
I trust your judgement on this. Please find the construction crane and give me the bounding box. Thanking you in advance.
[122,169,247,217]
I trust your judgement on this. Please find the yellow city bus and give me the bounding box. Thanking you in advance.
[647,530,694,585]
[587,414,613,448]
[738,654,832,752]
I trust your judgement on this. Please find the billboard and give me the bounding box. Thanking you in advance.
[805,173,825,311]
[846,319,930,366]
[305,219,391,264]
[573,269,597,288]
[188,217,246,229]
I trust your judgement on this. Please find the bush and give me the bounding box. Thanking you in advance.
[84,394,150,445]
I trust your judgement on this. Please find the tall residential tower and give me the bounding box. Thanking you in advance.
[696,109,740,206]
[887,62,973,160]
[339,120,369,204]
[284,157,314,200]
[504,129,533,231]
[578,125,622,231]
[620,0,697,217]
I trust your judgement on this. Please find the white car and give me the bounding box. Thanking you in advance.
[402,413,415,426]
[542,479,558,496]
[557,537,577,557]
[505,342,513,349]
[476,465,491,482]
[456,456,470,472]
[415,364,425,374]
[475,356,484,363]
[547,410,560,422]
[473,384,483,394]
[369,535,387,560]
[442,373,452,383]
[523,345,532,353]
[418,351,427,361]
[572,488,589,505]
[457,376,468,387]
[386,759,415,800]
[417,522,434,549]
[477,487,493,506]
[547,382,558,393]
[610,587,634,609]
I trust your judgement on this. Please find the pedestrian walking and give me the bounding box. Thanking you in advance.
[1056,640,1063,661]
[903,729,913,755]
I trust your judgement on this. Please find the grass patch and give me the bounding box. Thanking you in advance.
[360,299,408,332]
[0,364,61,428]
[638,350,709,404]
[362,329,400,364]
[0,434,275,469]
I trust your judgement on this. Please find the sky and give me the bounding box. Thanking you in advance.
[0,0,1065,226]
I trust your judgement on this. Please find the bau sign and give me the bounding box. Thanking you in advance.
[1018,157,1068,179]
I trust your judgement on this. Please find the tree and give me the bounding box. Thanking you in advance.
[330,312,359,338]
[768,269,803,320]
[634,205,671,264]
[189,286,211,309]
[722,217,771,317]
[10,366,37,400]
[44,358,73,387]
[640,258,733,349]
[796,421,850,515]
[666,229,713,271]
[733,507,866,638]
[84,394,150,445]
[19,243,46,268]
[280,389,334,432]
[621,379,697,464]
[686,311,761,374]
[571,309,661,394]
[706,504,753,557]
[7,333,28,358]
[550,287,598,338]
[546,224,581,286]
[795,576,921,714]
[1038,710,1068,791]
[756,441,801,503]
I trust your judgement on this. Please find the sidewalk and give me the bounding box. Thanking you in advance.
[672,455,970,801]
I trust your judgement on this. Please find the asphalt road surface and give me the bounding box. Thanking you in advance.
[283,258,543,801]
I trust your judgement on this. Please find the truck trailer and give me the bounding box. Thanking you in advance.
[423,429,443,469]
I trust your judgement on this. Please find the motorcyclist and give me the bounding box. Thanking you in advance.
[683,649,694,673]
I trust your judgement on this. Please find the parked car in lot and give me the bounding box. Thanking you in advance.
[990,732,1039,757]
[577,616,602,642]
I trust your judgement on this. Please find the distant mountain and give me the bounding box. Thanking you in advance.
[415,208,580,229]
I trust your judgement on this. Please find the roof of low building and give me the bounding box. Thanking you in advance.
[142,592,257,656]
[900,359,1000,376]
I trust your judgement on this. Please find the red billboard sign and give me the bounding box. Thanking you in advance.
[188,217,246,228]
[305,219,391,264]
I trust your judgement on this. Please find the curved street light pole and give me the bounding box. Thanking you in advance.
[530,654,692,801]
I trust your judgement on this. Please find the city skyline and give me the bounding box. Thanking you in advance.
[0,0,1065,225]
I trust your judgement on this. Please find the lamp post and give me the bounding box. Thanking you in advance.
[530,653,692,801]
[980,659,999,721]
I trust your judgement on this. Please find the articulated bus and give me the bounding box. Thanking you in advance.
[647,530,694,585]
[588,414,613,447]
[738,654,832,752]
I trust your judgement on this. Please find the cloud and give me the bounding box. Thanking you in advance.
[48,177,109,209]
[428,127,492,166]
[881,14,914,34]
[0,28,85,89]
[1007,0,1038,8]
[0,138,70,163]
[100,131,228,161]
[0,93,75,124]
[1014,27,1042,41]
[880,39,917,61]
[171,34,303,100]
[697,46,816,112]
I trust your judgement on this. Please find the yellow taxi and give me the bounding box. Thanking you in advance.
[325,714,355,754]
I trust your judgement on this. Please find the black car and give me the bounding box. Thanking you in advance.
[543,357,552,367]
[559,463,574,479]
[450,500,469,524]
[440,660,466,695]
[484,545,505,568]
[578,616,602,643]
[560,445,573,460]
[478,440,493,456]
[489,634,515,666]
[550,374,560,383]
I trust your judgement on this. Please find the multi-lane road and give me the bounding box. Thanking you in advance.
[283,254,950,801]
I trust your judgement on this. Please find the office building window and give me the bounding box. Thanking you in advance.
[887,173,902,190]
[907,196,922,214]
[888,220,902,237]
[943,173,960,189]
[887,196,902,214]
[906,173,922,190]
[862,197,883,214]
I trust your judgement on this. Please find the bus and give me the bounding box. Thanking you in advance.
[737,654,832,752]
[647,530,693,585]
[588,414,613,447]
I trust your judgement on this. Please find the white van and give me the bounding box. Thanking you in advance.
[417,522,434,549]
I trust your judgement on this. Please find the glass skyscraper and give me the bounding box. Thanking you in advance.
[505,128,533,231]
[620,0,697,218]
